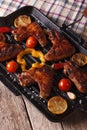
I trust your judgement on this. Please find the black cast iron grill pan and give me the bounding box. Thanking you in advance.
[0,6,87,122]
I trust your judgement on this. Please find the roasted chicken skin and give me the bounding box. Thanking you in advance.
[64,62,87,93]
[32,65,54,98]
[0,43,22,62]
[45,30,75,61]
[17,65,54,98]
[12,22,47,47]
[17,70,35,87]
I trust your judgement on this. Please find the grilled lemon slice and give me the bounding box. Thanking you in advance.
[14,15,31,28]
[47,96,68,114]
[71,53,87,66]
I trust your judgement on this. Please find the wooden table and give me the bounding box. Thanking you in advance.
[0,81,87,130]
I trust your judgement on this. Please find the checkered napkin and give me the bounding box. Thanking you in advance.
[0,0,87,39]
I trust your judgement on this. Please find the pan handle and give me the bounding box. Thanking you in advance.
[61,24,84,45]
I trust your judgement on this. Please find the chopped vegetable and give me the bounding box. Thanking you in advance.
[52,62,65,70]
[17,48,45,71]
[67,92,76,100]
[26,36,37,48]
[47,96,68,114]
[6,60,18,73]
[0,27,12,33]
[58,78,72,92]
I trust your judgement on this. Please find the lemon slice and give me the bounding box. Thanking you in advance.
[71,53,87,66]
[14,15,31,28]
[47,96,68,114]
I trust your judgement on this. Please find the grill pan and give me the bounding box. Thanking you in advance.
[0,6,87,122]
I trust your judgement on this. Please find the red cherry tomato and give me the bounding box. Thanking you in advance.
[6,60,18,73]
[58,78,71,92]
[26,36,37,48]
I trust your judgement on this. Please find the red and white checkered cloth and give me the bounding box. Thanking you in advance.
[0,0,87,39]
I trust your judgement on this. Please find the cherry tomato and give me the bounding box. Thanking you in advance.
[6,60,18,73]
[58,78,71,92]
[26,36,37,48]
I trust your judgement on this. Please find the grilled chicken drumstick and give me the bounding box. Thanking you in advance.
[45,30,75,61]
[12,22,47,47]
[64,62,87,93]
[17,65,54,98]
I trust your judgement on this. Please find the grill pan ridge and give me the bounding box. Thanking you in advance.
[0,6,87,122]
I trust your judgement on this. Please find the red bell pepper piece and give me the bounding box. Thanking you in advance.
[52,63,65,70]
[0,27,12,33]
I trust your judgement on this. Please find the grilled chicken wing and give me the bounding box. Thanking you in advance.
[64,62,87,93]
[0,43,22,62]
[17,70,35,87]
[12,22,47,47]
[45,30,75,61]
[17,65,54,98]
[32,65,54,98]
